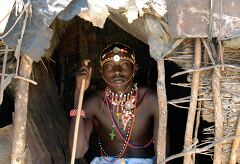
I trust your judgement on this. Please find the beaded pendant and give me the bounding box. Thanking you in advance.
[109,127,116,140]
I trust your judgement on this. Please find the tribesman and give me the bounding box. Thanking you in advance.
[69,43,160,164]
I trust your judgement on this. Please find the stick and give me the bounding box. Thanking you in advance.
[70,79,85,164]
[0,73,37,85]
[159,136,240,164]
[212,43,223,164]
[183,38,201,164]
[230,116,240,164]
[192,96,202,163]
[171,64,240,78]
[70,60,89,164]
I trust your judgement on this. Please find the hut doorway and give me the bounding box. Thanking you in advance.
[50,17,191,163]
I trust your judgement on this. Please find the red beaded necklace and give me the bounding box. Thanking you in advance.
[98,83,154,162]
[98,84,138,161]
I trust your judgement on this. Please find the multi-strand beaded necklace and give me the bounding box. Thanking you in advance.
[106,84,137,131]
[98,83,138,161]
[98,83,154,162]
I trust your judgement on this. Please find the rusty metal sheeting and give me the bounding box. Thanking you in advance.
[58,0,88,21]
[109,11,175,60]
[167,0,240,39]
[109,11,148,44]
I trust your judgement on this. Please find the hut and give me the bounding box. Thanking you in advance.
[0,0,240,163]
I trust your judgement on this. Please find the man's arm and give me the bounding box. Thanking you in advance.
[69,62,93,158]
[69,89,94,158]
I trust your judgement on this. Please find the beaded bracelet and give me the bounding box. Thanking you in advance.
[69,109,86,118]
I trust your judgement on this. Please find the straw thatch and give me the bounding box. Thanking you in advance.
[167,38,240,163]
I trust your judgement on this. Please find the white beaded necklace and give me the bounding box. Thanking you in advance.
[98,84,138,159]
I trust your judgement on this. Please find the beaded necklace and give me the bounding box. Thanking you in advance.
[110,109,154,149]
[98,84,138,160]
[105,84,137,131]
[98,84,154,162]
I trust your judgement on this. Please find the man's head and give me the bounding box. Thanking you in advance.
[100,43,138,92]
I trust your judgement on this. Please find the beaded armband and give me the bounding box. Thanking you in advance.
[69,109,86,118]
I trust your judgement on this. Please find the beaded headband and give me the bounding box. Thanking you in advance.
[100,43,136,67]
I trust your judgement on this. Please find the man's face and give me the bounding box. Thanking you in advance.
[102,52,135,89]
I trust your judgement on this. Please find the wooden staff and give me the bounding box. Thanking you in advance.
[70,60,89,164]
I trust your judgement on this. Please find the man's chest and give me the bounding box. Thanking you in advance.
[94,105,154,141]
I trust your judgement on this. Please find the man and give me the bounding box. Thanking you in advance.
[69,43,159,164]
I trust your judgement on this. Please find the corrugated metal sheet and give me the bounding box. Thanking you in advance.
[3,0,240,61]
[2,0,72,62]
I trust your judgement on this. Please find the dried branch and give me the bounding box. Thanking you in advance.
[171,83,191,88]
[175,51,194,54]
[0,49,14,52]
[171,64,240,78]
[229,116,240,164]
[0,73,37,85]
[159,136,240,164]
[193,87,203,163]
[168,103,189,109]
[201,38,216,64]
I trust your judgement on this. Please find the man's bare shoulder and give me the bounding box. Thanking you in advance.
[83,90,104,117]
[84,89,105,106]
[84,90,104,101]
[138,87,158,114]
[138,87,157,99]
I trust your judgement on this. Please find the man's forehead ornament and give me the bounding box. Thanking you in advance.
[113,54,121,62]
[100,45,136,67]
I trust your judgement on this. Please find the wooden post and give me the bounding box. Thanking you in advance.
[230,117,240,164]
[212,68,223,164]
[183,38,201,164]
[11,55,33,164]
[156,59,168,163]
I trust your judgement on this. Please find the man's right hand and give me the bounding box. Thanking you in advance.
[75,60,92,91]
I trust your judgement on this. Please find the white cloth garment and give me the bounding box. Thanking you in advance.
[90,156,155,164]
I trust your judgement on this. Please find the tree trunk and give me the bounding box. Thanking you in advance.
[156,59,168,163]
[11,55,33,164]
